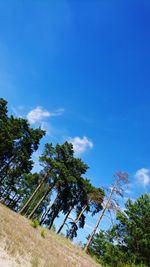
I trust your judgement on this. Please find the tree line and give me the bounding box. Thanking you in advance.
[0,98,149,267]
[0,98,105,241]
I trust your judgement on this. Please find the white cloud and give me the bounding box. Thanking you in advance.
[27,106,50,123]
[49,108,64,117]
[69,136,93,155]
[27,106,64,124]
[135,168,150,187]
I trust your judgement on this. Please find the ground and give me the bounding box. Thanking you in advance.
[0,204,100,267]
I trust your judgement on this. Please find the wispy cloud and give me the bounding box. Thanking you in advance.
[11,106,25,118]
[68,136,93,155]
[135,168,150,187]
[27,106,64,124]
[124,188,132,195]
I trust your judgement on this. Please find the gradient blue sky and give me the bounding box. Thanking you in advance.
[0,0,150,241]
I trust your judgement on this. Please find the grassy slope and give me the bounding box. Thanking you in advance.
[0,204,100,267]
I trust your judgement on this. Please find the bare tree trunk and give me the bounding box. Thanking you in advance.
[84,172,129,253]
[84,188,114,253]
[84,207,106,253]
[27,185,53,219]
[19,175,47,215]
[23,191,42,217]
[74,205,87,225]
[57,207,72,234]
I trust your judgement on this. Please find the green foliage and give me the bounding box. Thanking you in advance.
[0,98,45,210]
[40,229,46,238]
[122,264,147,267]
[39,142,93,231]
[89,194,150,267]
[31,218,40,229]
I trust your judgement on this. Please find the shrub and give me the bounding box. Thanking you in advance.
[41,229,46,238]
[31,218,39,229]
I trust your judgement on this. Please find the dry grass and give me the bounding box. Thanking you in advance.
[0,204,100,267]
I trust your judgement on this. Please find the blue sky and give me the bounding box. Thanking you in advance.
[0,0,150,241]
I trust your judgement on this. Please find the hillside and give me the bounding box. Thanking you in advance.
[0,204,100,267]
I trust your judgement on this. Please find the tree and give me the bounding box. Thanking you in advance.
[0,98,45,206]
[66,181,104,240]
[114,194,150,266]
[39,142,89,230]
[84,172,128,253]
[4,173,40,211]
[89,230,126,267]
[57,207,72,234]
[23,141,89,229]
[89,194,150,267]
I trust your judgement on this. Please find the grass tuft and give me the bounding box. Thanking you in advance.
[41,229,46,238]
[31,218,39,228]
[31,257,39,267]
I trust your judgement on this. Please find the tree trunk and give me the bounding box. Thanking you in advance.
[66,205,87,239]
[84,187,114,253]
[57,207,72,234]
[48,210,59,230]
[84,206,106,253]
[19,175,47,215]
[27,185,53,219]
[39,195,58,225]
[74,205,87,225]
[0,157,14,183]
[40,205,51,225]
[48,200,62,230]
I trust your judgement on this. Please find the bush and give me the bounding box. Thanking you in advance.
[31,218,39,229]
[41,229,46,238]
